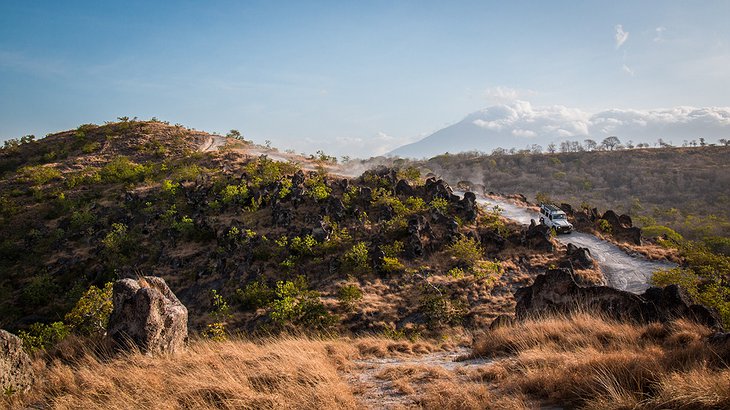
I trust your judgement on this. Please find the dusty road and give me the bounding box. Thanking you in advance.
[474,194,676,293]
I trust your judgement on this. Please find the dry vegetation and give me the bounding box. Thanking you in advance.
[361,146,730,239]
[471,312,730,409]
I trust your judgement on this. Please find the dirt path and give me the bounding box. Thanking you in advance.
[199,135,227,152]
[347,347,491,409]
[473,194,676,293]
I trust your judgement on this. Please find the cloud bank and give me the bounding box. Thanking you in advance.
[389,101,730,158]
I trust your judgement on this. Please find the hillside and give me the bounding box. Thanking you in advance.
[0,119,595,336]
[363,146,730,240]
[2,120,729,410]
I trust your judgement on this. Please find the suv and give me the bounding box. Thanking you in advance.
[539,204,573,234]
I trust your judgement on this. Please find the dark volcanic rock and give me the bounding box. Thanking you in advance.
[566,243,594,269]
[107,276,188,354]
[1,329,34,394]
[395,179,415,196]
[524,220,553,252]
[515,269,723,329]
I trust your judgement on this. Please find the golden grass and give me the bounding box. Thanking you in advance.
[472,312,730,409]
[6,337,360,410]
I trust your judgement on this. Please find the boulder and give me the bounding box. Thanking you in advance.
[566,243,594,269]
[515,269,723,329]
[395,179,414,196]
[600,210,642,245]
[0,329,34,394]
[523,220,553,252]
[107,276,188,354]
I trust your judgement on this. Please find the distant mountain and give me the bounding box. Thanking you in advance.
[389,102,730,158]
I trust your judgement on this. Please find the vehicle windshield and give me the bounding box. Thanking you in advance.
[552,214,566,220]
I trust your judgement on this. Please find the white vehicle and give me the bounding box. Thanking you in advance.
[539,204,573,234]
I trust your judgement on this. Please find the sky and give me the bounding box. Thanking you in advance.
[1,1,729,157]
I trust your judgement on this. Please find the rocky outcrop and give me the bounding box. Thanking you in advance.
[515,269,722,329]
[601,210,642,245]
[523,219,553,252]
[107,276,188,354]
[566,243,594,269]
[1,329,34,394]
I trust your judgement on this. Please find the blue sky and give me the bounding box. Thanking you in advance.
[1,1,729,157]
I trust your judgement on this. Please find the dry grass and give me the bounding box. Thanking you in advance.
[5,337,361,410]
[472,312,730,409]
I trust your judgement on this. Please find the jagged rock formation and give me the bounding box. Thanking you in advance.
[0,329,34,394]
[565,243,594,269]
[107,276,188,354]
[515,268,722,330]
[523,219,554,252]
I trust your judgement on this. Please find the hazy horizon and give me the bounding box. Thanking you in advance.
[1,1,729,157]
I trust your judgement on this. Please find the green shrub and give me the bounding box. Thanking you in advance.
[17,322,70,352]
[597,219,613,234]
[381,241,404,258]
[446,236,483,267]
[235,281,275,310]
[380,256,404,273]
[337,283,363,309]
[19,165,62,185]
[64,282,113,337]
[290,235,318,256]
[473,260,503,281]
[269,276,335,329]
[102,223,130,253]
[429,197,449,213]
[652,241,730,328]
[81,141,101,154]
[642,225,683,242]
[161,179,180,195]
[100,157,149,183]
[344,242,370,272]
[22,274,59,306]
[203,290,231,341]
[419,287,467,328]
[220,184,249,204]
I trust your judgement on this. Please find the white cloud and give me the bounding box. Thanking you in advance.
[653,26,666,42]
[622,64,635,76]
[615,24,629,49]
[483,86,535,103]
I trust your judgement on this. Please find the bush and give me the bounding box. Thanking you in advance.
[64,282,113,337]
[446,236,483,267]
[337,284,363,309]
[17,322,70,352]
[220,184,249,204]
[380,256,404,273]
[290,235,318,256]
[419,287,467,328]
[269,276,335,329]
[597,219,613,234]
[102,223,130,253]
[19,165,62,185]
[642,225,683,242]
[203,290,231,341]
[22,274,59,306]
[343,242,369,272]
[235,281,275,310]
[429,197,449,213]
[100,157,149,183]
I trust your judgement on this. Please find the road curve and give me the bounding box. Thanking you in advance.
[199,135,227,152]
[472,194,676,293]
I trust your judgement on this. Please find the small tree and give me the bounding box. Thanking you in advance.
[601,136,621,151]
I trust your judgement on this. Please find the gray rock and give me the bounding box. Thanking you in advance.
[1,329,34,394]
[107,276,188,354]
[515,269,723,330]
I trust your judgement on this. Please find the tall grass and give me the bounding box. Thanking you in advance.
[472,312,730,409]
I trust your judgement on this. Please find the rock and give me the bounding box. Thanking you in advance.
[325,197,346,221]
[560,203,574,216]
[291,170,305,186]
[271,204,292,227]
[566,243,594,269]
[600,210,642,245]
[107,276,188,354]
[0,329,34,394]
[404,233,424,259]
[425,178,452,201]
[455,191,478,222]
[395,179,414,196]
[523,222,553,252]
[515,269,723,329]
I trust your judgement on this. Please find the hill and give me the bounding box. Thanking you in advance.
[2,120,729,409]
[0,119,590,336]
[362,146,730,240]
